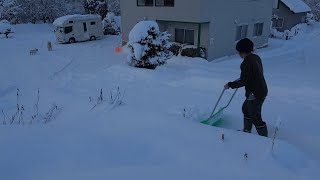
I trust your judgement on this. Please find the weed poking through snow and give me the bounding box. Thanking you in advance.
[1,89,61,126]
[272,118,282,152]
[90,86,126,111]
[1,109,7,125]
[181,106,200,120]
[244,153,248,161]
[43,104,59,124]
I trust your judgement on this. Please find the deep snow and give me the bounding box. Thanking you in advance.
[0,23,320,180]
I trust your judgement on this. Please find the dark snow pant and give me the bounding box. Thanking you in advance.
[242,99,268,137]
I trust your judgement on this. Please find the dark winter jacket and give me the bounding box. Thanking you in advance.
[228,54,268,100]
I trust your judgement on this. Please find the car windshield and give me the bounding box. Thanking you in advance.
[64,26,73,34]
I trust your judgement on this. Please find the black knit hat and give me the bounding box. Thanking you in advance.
[236,38,254,53]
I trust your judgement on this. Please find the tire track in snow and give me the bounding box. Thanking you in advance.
[48,58,75,80]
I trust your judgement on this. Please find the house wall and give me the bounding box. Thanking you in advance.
[200,0,273,60]
[120,0,273,61]
[120,0,203,41]
[157,21,209,50]
[273,2,307,32]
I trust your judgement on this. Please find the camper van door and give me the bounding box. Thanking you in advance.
[78,21,87,41]
[88,21,96,37]
[73,22,82,41]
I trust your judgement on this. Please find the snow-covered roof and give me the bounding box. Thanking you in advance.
[53,14,101,26]
[281,0,311,13]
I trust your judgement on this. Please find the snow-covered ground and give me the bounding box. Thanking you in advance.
[0,23,319,180]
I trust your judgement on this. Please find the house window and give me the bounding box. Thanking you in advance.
[137,0,153,6]
[83,22,87,32]
[175,28,194,45]
[64,26,73,34]
[90,21,96,25]
[253,23,264,37]
[235,25,248,41]
[156,0,174,7]
[272,18,284,28]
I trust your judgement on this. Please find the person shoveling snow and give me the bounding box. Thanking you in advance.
[225,38,268,137]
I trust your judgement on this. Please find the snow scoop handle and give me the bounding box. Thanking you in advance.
[210,89,226,117]
[223,88,238,109]
[209,88,238,117]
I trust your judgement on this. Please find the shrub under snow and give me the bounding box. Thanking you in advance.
[127,21,172,69]
[103,12,121,35]
[0,20,12,38]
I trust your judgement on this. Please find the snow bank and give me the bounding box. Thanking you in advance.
[281,0,311,13]
[53,14,101,26]
[270,22,310,40]
[1,23,320,180]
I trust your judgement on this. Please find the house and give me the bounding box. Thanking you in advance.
[120,0,274,61]
[272,0,311,32]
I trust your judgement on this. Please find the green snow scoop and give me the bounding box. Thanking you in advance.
[201,88,238,126]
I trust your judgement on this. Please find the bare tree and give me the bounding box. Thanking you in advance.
[84,0,107,19]
[15,0,77,23]
[0,0,20,21]
[106,0,120,15]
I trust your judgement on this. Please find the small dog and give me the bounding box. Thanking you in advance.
[29,48,38,55]
[47,41,52,51]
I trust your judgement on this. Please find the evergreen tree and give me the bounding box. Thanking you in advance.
[127,21,173,69]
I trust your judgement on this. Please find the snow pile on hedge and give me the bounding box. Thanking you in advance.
[127,21,172,69]
[0,20,12,34]
[306,13,317,25]
[102,12,121,35]
[270,23,311,40]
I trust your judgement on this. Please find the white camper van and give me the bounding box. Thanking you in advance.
[53,14,103,44]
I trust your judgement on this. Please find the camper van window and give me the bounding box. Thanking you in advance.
[83,23,87,32]
[64,26,73,34]
[90,22,96,25]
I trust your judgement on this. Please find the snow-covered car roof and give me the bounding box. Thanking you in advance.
[281,0,311,13]
[53,14,101,26]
